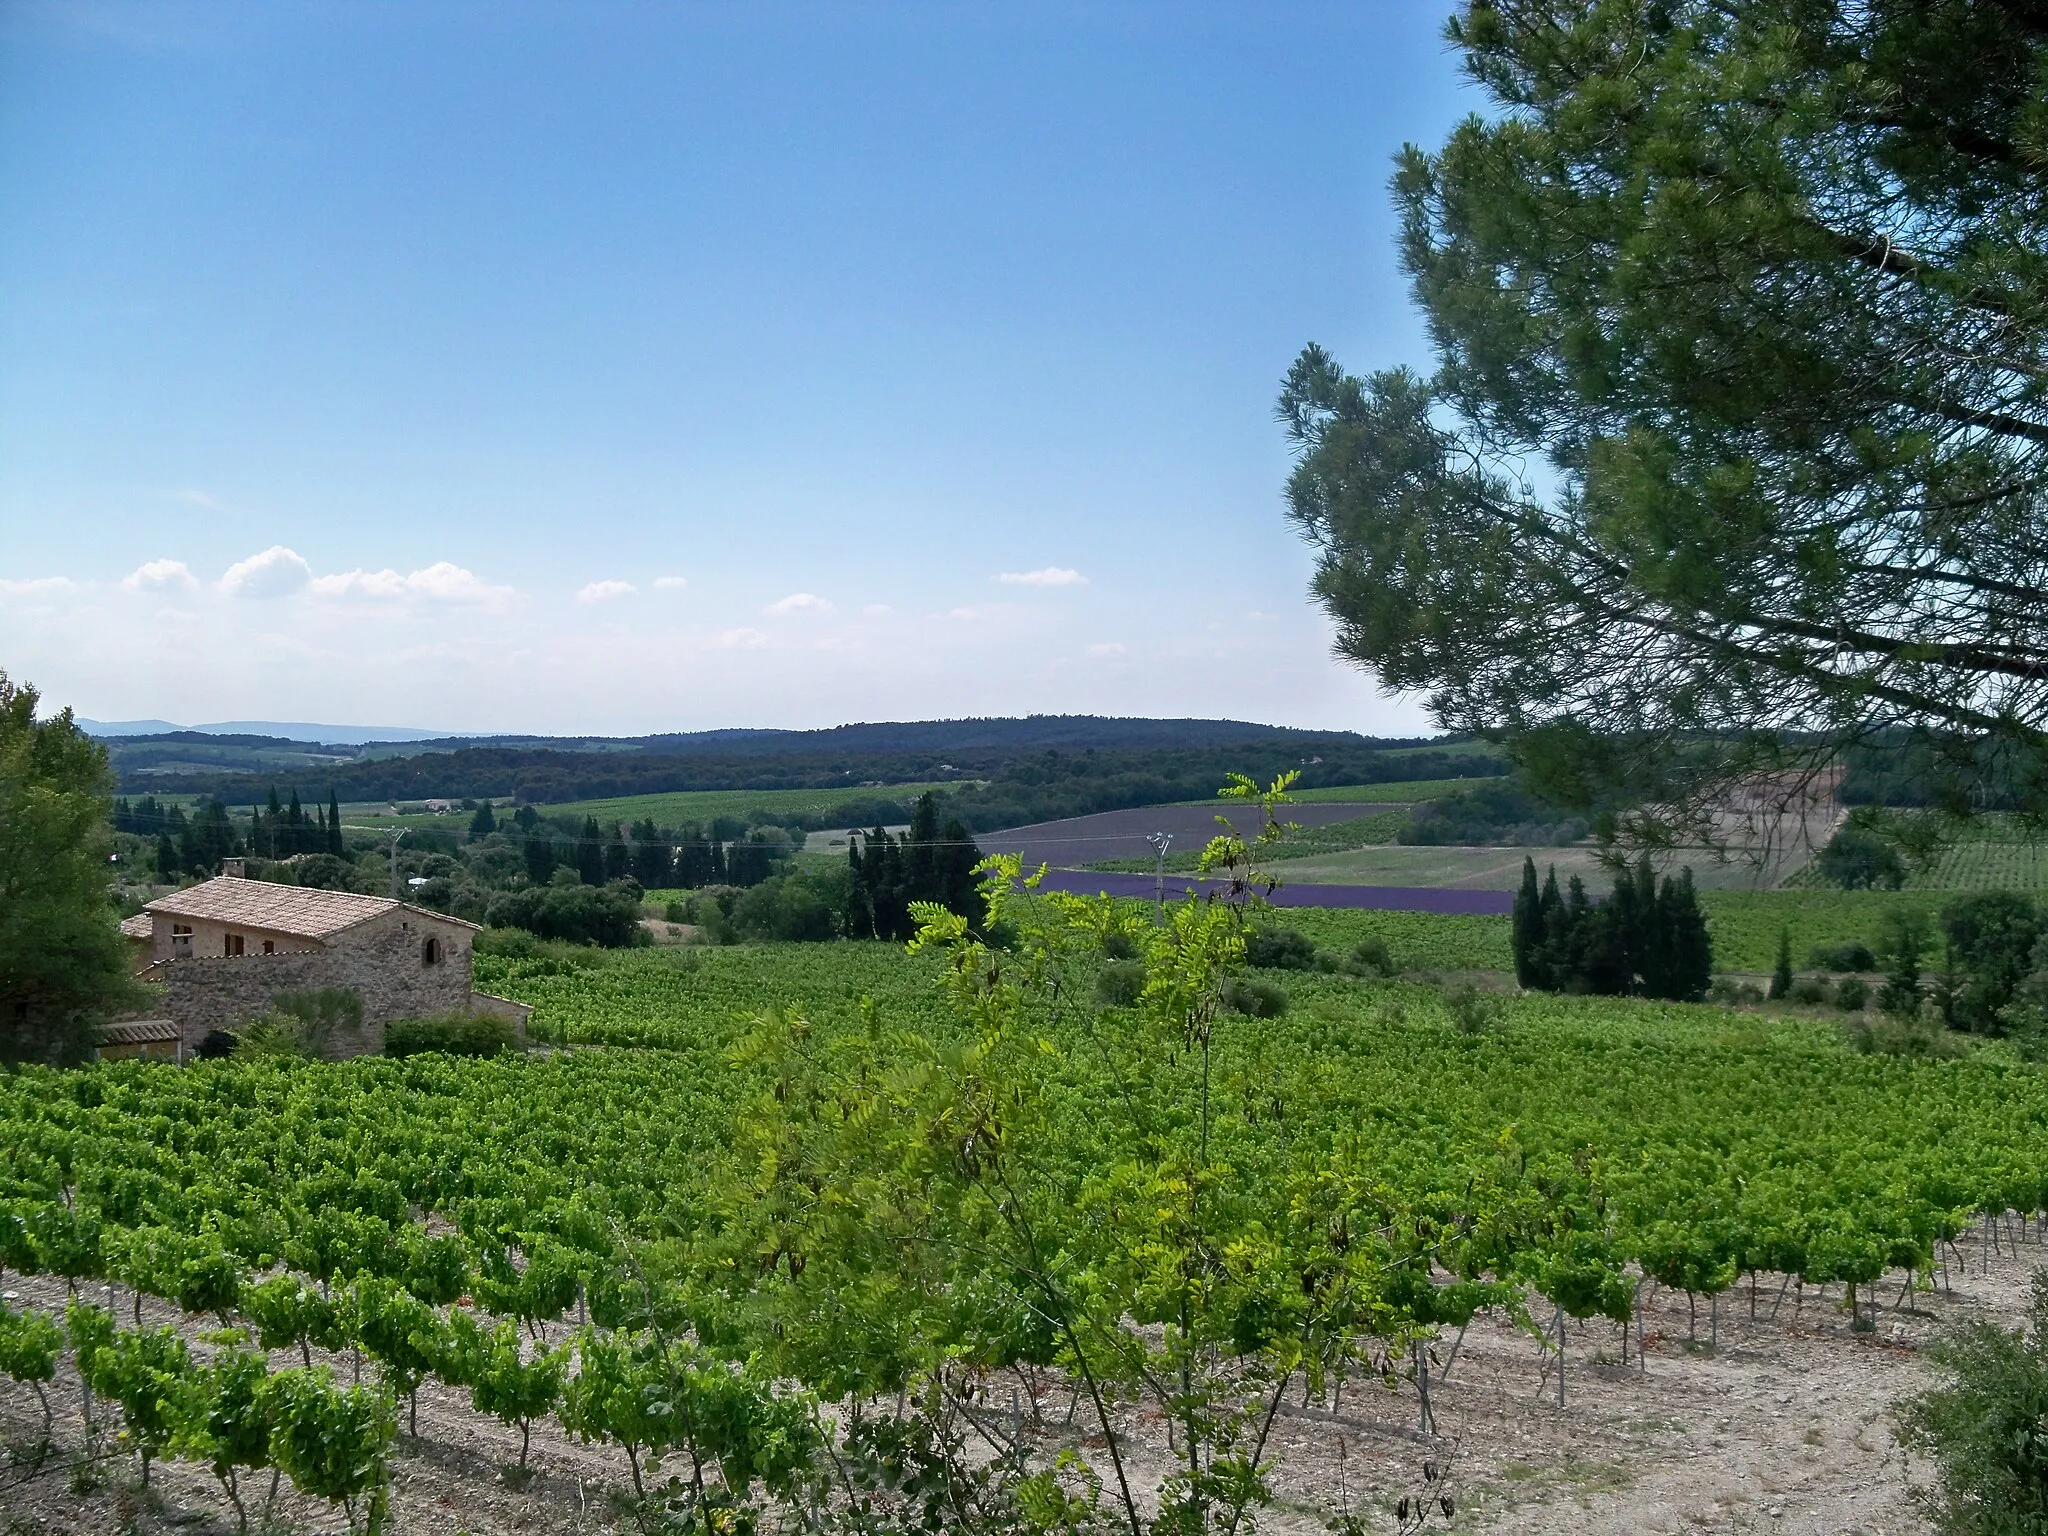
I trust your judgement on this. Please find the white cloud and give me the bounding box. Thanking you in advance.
[0,576,78,600]
[311,562,514,604]
[718,627,768,649]
[122,559,198,593]
[945,607,982,621]
[1085,642,1128,657]
[219,546,313,600]
[577,580,637,604]
[862,603,893,617]
[765,592,832,616]
[996,566,1087,587]
[653,575,689,591]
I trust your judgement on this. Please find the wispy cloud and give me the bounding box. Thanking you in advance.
[862,603,893,617]
[122,559,198,592]
[0,576,79,600]
[577,580,637,603]
[652,575,689,591]
[718,627,768,649]
[219,546,313,599]
[765,592,832,616]
[312,563,514,604]
[996,566,1087,587]
[174,489,226,512]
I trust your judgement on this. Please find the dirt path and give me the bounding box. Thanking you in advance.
[4,1223,2034,1535]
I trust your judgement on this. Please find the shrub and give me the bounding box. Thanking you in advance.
[1708,978,1766,1006]
[1101,930,1140,961]
[1835,977,1869,1012]
[231,1014,311,1060]
[1242,926,1320,972]
[292,853,360,892]
[1897,1272,2048,1530]
[729,870,849,944]
[485,880,645,948]
[1342,937,1398,978]
[1808,941,1876,973]
[271,989,362,1055]
[1443,982,1506,1036]
[195,1029,238,1060]
[1790,977,1831,1007]
[1815,827,1907,890]
[1840,1013,1965,1059]
[1095,960,1147,1007]
[385,1014,518,1058]
[1219,976,1288,1018]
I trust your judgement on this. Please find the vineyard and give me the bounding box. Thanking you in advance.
[6,855,2048,1531]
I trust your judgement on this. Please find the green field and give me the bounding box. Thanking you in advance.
[1205,775,1500,805]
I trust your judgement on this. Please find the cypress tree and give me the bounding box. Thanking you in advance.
[1512,857,1542,988]
[155,833,179,880]
[1768,927,1794,1001]
[604,823,630,884]
[1661,870,1713,1002]
[577,816,605,886]
[469,800,497,841]
[327,790,345,855]
[523,833,555,885]
[286,788,306,855]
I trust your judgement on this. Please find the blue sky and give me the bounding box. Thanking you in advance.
[0,2,1476,736]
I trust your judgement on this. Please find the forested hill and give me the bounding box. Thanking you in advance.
[106,717,1503,818]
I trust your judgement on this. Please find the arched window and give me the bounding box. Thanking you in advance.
[422,935,442,966]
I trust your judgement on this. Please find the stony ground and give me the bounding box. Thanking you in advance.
[2,1220,2034,1536]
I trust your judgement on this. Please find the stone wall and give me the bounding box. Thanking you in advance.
[145,909,476,1060]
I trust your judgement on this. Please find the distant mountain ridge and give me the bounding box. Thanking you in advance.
[79,718,452,745]
[94,714,1480,805]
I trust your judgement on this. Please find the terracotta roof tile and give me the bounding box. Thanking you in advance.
[97,1019,181,1045]
[143,876,478,939]
[119,912,153,940]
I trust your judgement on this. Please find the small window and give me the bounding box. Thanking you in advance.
[422,935,442,966]
[225,933,245,957]
[262,940,275,955]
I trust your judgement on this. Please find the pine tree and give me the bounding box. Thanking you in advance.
[1769,927,1794,1001]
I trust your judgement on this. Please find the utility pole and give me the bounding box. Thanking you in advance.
[1145,832,1172,923]
[388,829,406,900]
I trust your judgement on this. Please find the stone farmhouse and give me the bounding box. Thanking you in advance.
[120,866,527,1060]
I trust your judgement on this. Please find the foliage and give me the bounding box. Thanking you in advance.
[1400,778,1587,847]
[1512,857,1712,1001]
[1898,1272,2048,1532]
[383,1013,518,1059]
[271,988,365,1057]
[1769,930,1794,1002]
[0,671,142,1065]
[1810,942,1876,974]
[846,793,981,940]
[729,867,852,943]
[485,878,646,948]
[1817,829,1908,892]
[1241,925,1322,971]
[1939,894,2045,1035]
[1280,3,2048,843]
[265,1366,395,1531]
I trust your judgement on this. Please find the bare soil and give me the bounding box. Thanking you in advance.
[4,1219,2036,1536]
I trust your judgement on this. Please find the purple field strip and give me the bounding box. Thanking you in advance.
[1031,869,1514,915]
[979,802,1399,871]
